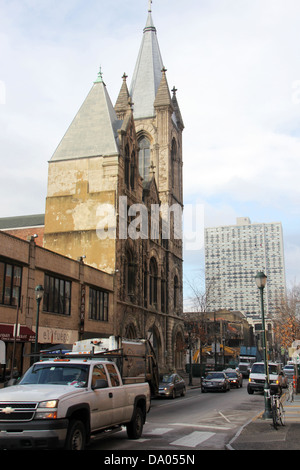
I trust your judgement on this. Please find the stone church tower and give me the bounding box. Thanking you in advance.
[44,4,185,371]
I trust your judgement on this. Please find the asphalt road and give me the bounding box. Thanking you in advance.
[88,384,264,451]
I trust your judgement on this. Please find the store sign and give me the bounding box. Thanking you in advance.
[37,326,78,345]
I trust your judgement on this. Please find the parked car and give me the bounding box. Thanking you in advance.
[248,362,288,395]
[283,364,296,380]
[158,373,186,398]
[201,371,230,393]
[224,369,243,388]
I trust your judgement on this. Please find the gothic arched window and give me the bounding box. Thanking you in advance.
[125,249,135,298]
[161,270,166,313]
[130,151,135,190]
[149,257,158,307]
[138,136,150,181]
[174,275,179,309]
[125,145,130,188]
[171,138,177,189]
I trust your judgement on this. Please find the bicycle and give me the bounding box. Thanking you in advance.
[270,393,285,429]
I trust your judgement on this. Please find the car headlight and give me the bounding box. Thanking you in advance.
[39,400,58,408]
[35,400,58,419]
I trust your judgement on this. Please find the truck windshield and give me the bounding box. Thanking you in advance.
[19,363,90,387]
[251,364,279,375]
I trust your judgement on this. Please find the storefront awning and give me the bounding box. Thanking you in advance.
[0,324,36,343]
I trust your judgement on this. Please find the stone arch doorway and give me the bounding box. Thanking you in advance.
[174,329,185,370]
[124,323,138,339]
[147,325,163,368]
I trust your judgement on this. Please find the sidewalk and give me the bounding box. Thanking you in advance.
[227,393,300,450]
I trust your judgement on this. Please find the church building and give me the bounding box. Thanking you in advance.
[3,4,185,372]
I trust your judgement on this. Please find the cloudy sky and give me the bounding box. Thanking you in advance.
[1,0,300,304]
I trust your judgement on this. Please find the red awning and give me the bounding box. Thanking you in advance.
[0,324,35,342]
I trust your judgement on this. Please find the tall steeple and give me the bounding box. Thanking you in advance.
[129,4,164,119]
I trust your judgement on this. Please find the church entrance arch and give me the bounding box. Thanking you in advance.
[174,329,185,370]
[147,325,162,367]
[124,323,137,339]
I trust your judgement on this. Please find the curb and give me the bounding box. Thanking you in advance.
[225,411,264,451]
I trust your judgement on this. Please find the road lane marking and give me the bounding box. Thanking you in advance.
[172,422,232,431]
[170,431,215,448]
[145,428,171,435]
[219,411,231,423]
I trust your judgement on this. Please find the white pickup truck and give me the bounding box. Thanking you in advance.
[0,355,150,450]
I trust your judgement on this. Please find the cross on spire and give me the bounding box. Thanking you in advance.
[94,66,104,83]
[148,0,152,12]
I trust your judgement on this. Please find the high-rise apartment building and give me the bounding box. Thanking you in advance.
[205,217,286,319]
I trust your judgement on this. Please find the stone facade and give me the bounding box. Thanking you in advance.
[43,8,185,372]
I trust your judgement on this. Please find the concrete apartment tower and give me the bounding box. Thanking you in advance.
[205,217,286,321]
[44,4,185,371]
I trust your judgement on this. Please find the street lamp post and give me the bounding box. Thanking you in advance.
[34,285,44,355]
[255,271,272,419]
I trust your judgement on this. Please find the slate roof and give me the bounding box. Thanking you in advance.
[51,74,122,161]
[0,214,45,230]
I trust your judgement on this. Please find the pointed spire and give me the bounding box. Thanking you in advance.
[171,86,184,130]
[94,66,104,84]
[154,67,173,109]
[115,73,131,119]
[130,6,164,119]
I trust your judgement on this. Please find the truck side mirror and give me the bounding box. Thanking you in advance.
[92,379,108,390]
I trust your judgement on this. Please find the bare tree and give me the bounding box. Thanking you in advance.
[273,282,300,352]
[184,270,214,313]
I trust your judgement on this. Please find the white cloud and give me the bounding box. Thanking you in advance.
[1,0,300,285]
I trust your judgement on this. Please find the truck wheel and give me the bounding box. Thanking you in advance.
[126,407,144,440]
[65,420,86,450]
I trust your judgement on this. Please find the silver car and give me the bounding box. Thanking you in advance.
[201,371,230,393]
[158,373,186,398]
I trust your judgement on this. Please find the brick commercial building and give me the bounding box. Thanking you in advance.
[0,231,114,379]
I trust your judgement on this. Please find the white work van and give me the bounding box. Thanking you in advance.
[247,362,287,395]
